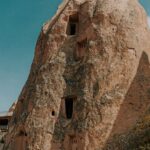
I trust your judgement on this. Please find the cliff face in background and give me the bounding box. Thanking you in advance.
[3,0,150,150]
[104,51,150,150]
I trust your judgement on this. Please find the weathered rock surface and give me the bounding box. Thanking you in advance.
[0,131,5,150]
[4,0,150,150]
[103,51,150,150]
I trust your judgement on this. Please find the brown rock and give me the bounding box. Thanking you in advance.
[4,0,150,150]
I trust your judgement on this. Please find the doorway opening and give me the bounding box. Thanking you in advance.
[67,13,79,35]
[65,97,74,119]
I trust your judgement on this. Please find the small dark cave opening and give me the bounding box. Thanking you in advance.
[67,13,79,35]
[65,97,74,119]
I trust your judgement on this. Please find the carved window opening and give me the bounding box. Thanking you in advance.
[52,110,55,116]
[0,119,8,126]
[70,23,76,35]
[65,97,74,119]
[67,13,79,35]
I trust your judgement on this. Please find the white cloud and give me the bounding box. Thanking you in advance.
[148,16,150,27]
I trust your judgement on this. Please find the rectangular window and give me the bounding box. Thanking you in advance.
[0,119,8,126]
[0,118,9,131]
[67,13,79,35]
[65,97,74,119]
[70,23,76,35]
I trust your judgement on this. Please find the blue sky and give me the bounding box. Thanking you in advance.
[0,0,149,112]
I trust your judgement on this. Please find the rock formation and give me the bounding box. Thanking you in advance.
[4,0,150,149]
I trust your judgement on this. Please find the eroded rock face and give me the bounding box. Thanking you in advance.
[4,0,150,150]
[103,51,150,150]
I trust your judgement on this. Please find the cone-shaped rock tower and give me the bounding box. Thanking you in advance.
[4,0,150,150]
